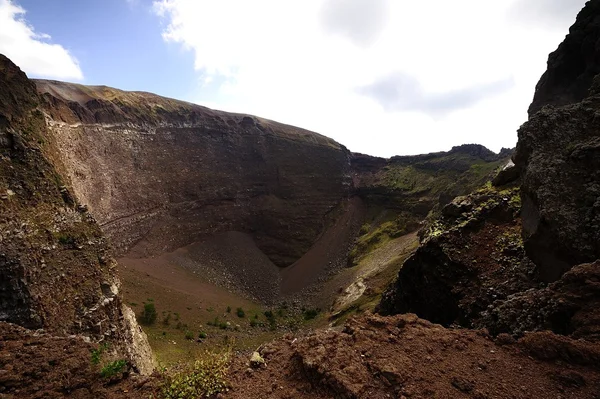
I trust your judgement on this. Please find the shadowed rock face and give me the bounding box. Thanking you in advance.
[0,55,154,374]
[516,0,600,281]
[35,80,351,266]
[528,0,600,116]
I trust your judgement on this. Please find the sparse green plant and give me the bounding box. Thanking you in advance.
[161,350,231,398]
[250,319,258,327]
[185,331,194,340]
[226,306,231,313]
[100,359,127,378]
[163,312,172,326]
[90,342,108,365]
[236,308,245,318]
[140,303,157,325]
[198,331,207,339]
[303,308,320,320]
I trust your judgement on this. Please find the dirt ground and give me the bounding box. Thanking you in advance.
[0,322,160,399]
[225,313,600,399]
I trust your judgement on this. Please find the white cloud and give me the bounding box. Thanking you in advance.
[0,0,83,80]
[153,0,587,157]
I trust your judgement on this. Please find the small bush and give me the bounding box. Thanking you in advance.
[198,331,207,339]
[185,331,194,340]
[226,306,231,313]
[100,360,127,378]
[236,308,245,318]
[249,319,258,327]
[303,308,321,320]
[162,312,172,326]
[162,351,230,398]
[219,322,228,330]
[140,303,157,325]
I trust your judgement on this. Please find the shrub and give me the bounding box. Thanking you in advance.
[100,360,127,378]
[249,319,258,327]
[185,331,194,340]
[140,303,157,325]
[303,308,320,320]
[198,331,207,339]
[162,312,172,326]
[226,306,231,313]
[236,308,245,318]
[162,351,230,398]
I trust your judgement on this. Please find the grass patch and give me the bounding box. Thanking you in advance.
[161,349,231,398]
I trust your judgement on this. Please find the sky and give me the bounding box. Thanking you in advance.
[0,0,587,157]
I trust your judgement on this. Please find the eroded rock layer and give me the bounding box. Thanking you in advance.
[36,80,351,266]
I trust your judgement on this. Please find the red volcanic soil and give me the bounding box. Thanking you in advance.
[225,313,600,399]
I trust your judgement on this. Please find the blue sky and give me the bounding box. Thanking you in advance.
[13,0,201,100]
[0,0,588,157]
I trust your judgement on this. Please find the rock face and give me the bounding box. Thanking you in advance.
[528,0,600,116]
[0,55,154,374]
[516,0,600,282]
[377,185,536,326]
[35,80,351,266]
[483,260,600,342]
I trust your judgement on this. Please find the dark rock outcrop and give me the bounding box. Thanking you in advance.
[35,80,352,266]
[377,186,536,326]
[516,0,600,281]
[528,0,600,116]
[483,260,600,341]
[0,55,154,373]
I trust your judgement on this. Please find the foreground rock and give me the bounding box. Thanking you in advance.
[377,185,535,328]
[225,314,600,399]
[516,0,600,282]
[0,55,154,373]
[0,322,159,398]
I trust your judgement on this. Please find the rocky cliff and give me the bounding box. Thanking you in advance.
[516,0,600,281]
[528,0,600,116]
[35,80,351,267]
[0,55,154,374]
[379,0,600,343]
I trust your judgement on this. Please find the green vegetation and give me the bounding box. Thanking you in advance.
[140,303,158,325]
[161,350,231,398]
[198,331,207,339]
[226,306,231,313]
[90,343,108,366]
[303,308,321,321]
[236,307,245,318]
[100,360,127,378]
[185,331,194,340]
[350,211,419,265]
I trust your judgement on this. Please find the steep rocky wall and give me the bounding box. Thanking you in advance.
[0,55,154,374]
[35,80,351,266]
[516,0,600,281]
[528,0,600,116]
